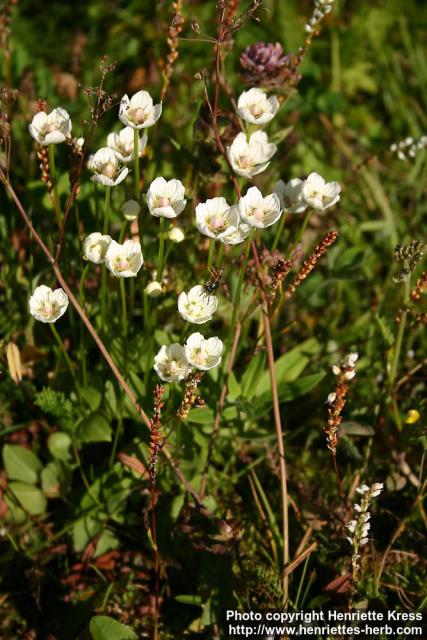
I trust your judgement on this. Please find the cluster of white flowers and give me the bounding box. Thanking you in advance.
[275,172,341,214]
[346,483,383,580]
[390,135,427,161]
[195,186,284,246]
[29,285,69,323]
[29,107,72,146]
[305,0,335,34]
[154,333,223,382]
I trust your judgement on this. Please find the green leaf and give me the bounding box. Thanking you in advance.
[78,412,112,443]
[333,247,365,273]
[89,616,137,640]
[2,444,43,484]
[73,515,103,552]
[254,339,319,397]
[41,460,71,498]
[8,482,47,515]
[186,407,214,424]
[94,529,119,558]
[252,372,325,418]
[47,432,72,461]
[175,594,203,606]
[241,352,266,398]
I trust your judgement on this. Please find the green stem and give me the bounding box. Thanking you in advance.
[79,263,90,387]
[230,230,254,334]
[119,220,128,243]
[110,278,128,466]
[48,145,62,227]
[389,277,411,387]
[216,242,225,268]
[49,323,79,397]
[133,129,140,201]
[292,209,312,253]
[207,238,215,269]
[101,187,111,328]
[157,217,165,280]
[272,212,287,252]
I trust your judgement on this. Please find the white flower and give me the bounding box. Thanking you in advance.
[146,177,186,219]
[107,126,147,163]
[238,186,282,229]
[178,285,218,324]
[29,285,69,323]
[346,352,359,367]
[332,365,341,376]
[73,136,85,151]
[87,154,95,172]
[154,343,192,382]
[83,232,112,264]
[356,484,370,495]
[29,108,72,145]
[145,281,163,297]
[227,131,277,178]
[346,520,357,533]
[90,147,129,187]
[195,197,239,240]
[302,172,341,210]
[185,332,223,371]
[237,88,280,125]
[168,226,185,243]
[119,90,162,129]
[220,219,251,245]
[354,503,362,512]
[344,369,356,381]
[371,483,384,497]
[274,178,307,214]
[121,199,141,221]
[327,392,337,404]
[105,239,143,277]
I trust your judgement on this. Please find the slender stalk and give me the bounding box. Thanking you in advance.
[133,129,140,201]
[207,238,215,269]
[100,187,111,328]
[229,230,254,335]
[251,240,289,605]
[79,263,90,386]
[389,277,411,386]
[49,323,78,391]
[119,220,127,243]
[110,278,128,466]
[48,145,62,227]
[292,208,312,253]
[157,217,165,280]
[272,212,286,252]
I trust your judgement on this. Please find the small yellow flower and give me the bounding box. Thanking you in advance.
[405,409,420,424]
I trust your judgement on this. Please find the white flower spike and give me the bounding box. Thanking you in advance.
[227,130,277,178]
[105,239,143,278]
[237,88,280,125]
[274,178,307,214]
[195,198,239,241]
[119,90,162,129]
[29,108,72,145]
[83,232,112,264]
[238,186,282,229]
[185,332,223,371]
[90,147,129,187]
[107,126,147,163]
[154,343,192,382]
[146,177,187,219]
[178,285,218,325]
[302,172,341,210]
[29,285,69,323]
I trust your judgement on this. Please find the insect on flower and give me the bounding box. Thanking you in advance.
[202,267,224,296]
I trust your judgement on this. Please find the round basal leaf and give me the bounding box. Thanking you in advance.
[89,616,138,640]
[2,444,43,485]
[8,482,47,515]
[78,412,112,443]
[47,432,72,461]
[41,460,71,498]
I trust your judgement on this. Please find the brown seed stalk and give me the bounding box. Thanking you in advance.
[285,230,338,299]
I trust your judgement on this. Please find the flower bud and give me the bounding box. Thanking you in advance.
[168,226,185,243]
[121,199,141,221]
[145,281,163,297]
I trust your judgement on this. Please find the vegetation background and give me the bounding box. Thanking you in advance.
[0,0,426,638]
